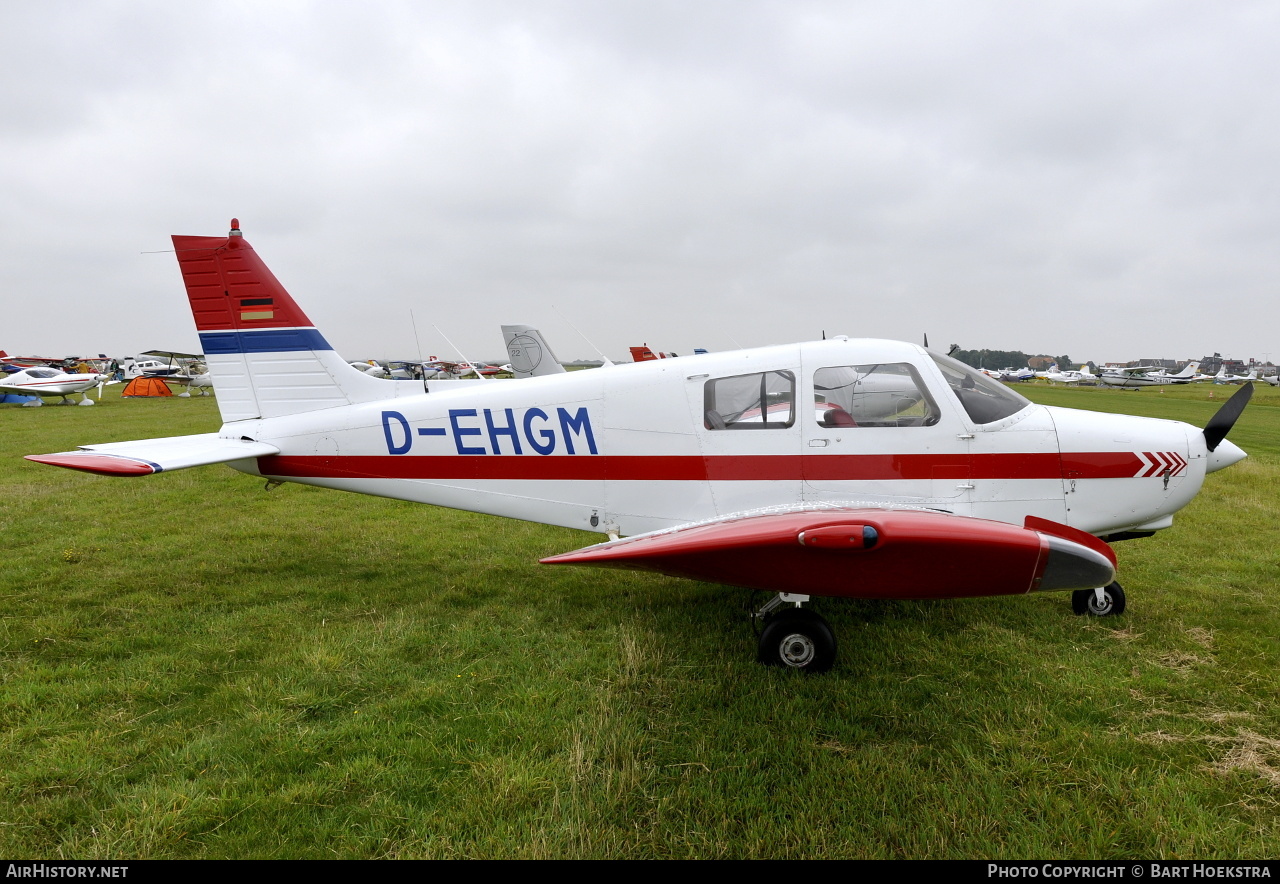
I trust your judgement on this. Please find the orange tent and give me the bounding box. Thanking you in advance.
[121,376,173,397]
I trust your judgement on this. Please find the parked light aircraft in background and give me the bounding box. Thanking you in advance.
[1099,362,1201,389]
[0,350,67,370]
[426,360,500,379]
[2,367,108,405]
[123,357,183,379]
[630,344,678,362]
[132,350,214,397]
[1151,362,1202,384]
[1215,367,1257,384]
[1043,363,1097,385]
[26,221,1254,671]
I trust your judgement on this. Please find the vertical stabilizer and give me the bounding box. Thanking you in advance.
[501,324,567,379]
[173,220,392,422]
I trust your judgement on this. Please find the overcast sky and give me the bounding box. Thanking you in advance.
[3,1,1277,365]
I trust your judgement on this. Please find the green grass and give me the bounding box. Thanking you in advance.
[2,385,1279,858]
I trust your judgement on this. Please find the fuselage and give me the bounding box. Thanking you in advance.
[221,339,1230,540]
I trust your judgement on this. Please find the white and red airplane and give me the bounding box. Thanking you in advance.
[26,221,1254,671]
[2,366,109,405]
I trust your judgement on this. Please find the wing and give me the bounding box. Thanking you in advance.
[542,508,1115,600]
[26,433,279,476]
[140,350,202,360]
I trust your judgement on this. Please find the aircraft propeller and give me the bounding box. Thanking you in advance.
[1203,382,1253,452]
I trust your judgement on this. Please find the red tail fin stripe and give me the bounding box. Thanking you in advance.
[172,233,315,333]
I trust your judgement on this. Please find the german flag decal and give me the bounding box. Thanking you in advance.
[239,297,274,321]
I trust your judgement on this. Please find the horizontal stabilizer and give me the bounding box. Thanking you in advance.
[543,508,1115,600]
[26,433,279,476]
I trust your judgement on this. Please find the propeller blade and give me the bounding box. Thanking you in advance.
[1203,382,1253,452]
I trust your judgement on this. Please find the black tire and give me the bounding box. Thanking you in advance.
[1071,582,1126,617]
[758,608,837,672]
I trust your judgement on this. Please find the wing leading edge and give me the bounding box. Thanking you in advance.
[25,434,280,476]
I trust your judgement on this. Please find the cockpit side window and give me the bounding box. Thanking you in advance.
[929,352,1031,425]
[813,363,940,427]
[704,370,796,429]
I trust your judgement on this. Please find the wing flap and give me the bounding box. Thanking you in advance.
[26,433,279,476]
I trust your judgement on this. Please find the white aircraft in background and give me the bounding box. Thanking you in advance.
[1214,367,1257,384]
[1099,362,1200,389]
[1,367,108,405]
[349,360,386,376]
[1150,362,1201,383]
[27,221,1254,672]
[1043,364,1096,385]
[134,350,214,397]
[122,357,184,379]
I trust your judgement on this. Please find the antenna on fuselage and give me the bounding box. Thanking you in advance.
[410,309,424,362]
[552,306,614,367]
[432,324,488,380]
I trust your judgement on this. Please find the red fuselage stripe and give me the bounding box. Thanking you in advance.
[257,452,1149,482]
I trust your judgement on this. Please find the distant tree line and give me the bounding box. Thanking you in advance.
[948,348,1074,371]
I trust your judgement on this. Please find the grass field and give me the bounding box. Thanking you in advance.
[2,383,1278,858]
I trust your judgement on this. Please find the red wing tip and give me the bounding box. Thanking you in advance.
[541,553,583,565]
[25,453,156,476]
[1024,514,1117,567]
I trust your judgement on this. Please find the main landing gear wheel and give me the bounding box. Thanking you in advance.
[1072,582,1126,617]
[758,608,837,673]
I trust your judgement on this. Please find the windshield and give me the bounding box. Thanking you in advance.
[929,352,1030,425]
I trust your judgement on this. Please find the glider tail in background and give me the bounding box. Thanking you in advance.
[501,324,567,379]
[173,219,392,423]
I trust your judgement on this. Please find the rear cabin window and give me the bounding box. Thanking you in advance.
[704,370,796,429]
[813,363,940,427]
[929,352,1030,425]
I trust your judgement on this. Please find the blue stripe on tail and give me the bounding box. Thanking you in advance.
[200,328,333,354]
